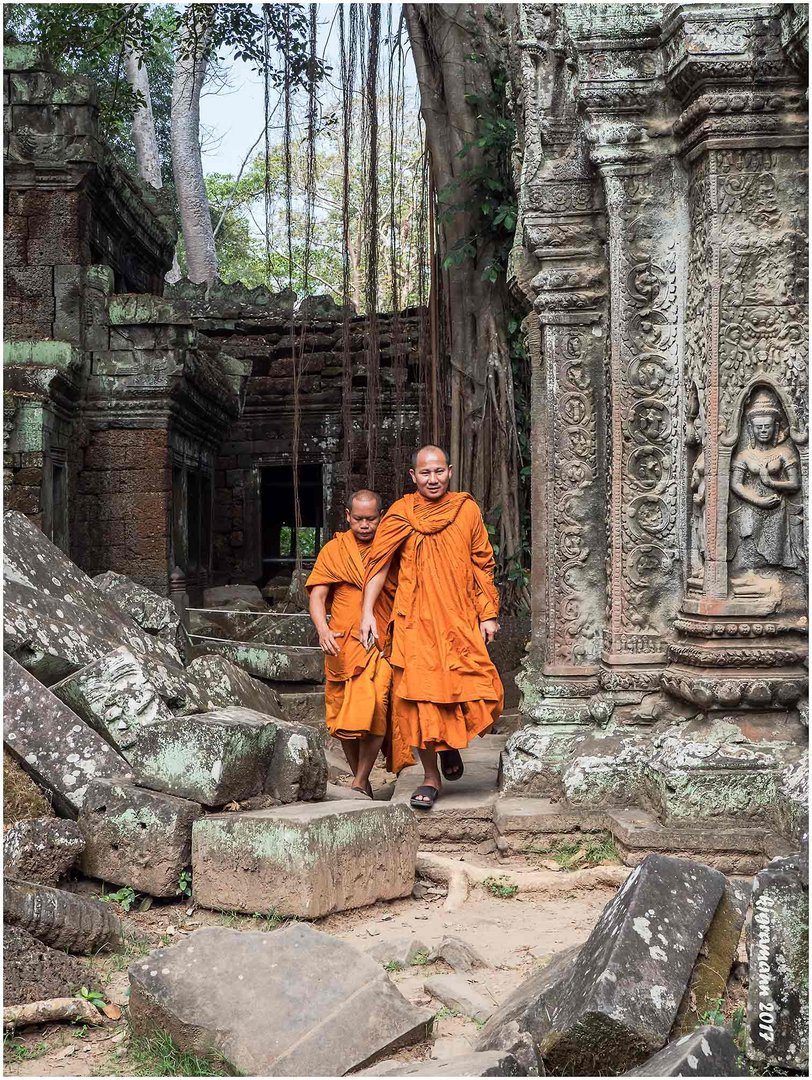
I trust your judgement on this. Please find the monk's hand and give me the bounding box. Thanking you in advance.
[480,619,500,646]
[359,612,378,651]
[318,627,343,656]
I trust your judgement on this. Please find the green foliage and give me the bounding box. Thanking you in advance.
[540,834,621,871]
[383,960,402,972]
[410,949,433,966]
[483,875,519,899]
[126,1029,228,1077]
[100,885,139,912]
[3,1036,50,1063]
[77,986,107,1011]
[177,869,193,899]
[699,998,727,1026]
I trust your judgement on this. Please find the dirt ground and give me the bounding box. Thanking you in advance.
[3,851,620,1078]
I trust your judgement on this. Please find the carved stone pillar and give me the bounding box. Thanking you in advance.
[512,5,609,725]
[577,21,689,700]
[660,6,809,722]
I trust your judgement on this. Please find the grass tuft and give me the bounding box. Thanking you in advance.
[538,833,621,870]
[3,1035,49,1064]
[126,1030,229,1077]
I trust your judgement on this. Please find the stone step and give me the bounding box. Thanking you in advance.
[392,736,505,851]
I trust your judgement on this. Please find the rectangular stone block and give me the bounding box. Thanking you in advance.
[4,653,133,816]
[192,801,419,918]
[747,854,808,1073]
[130,707,277,807]
[129,924,433,1076]
[51,646,175,753]
[79,779,203,898]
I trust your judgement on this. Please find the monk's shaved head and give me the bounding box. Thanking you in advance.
[411,445,450,469]
[347,489,382,513]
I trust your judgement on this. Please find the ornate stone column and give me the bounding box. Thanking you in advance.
[574,14,689,702]
[512,4,609,726]
[660,5,809,724]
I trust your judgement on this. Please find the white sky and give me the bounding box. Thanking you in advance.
[199,3,418,177]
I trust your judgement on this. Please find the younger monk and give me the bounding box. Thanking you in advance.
[306,490,408,795]
[359,447,503,809]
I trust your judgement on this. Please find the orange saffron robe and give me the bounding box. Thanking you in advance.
[305,530,410,772]
[363,492,504,758]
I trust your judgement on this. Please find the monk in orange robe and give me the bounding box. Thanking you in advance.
[306,490,409,795]
[360,447,503,809]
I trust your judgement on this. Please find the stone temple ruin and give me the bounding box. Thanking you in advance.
[2,5,809,1079]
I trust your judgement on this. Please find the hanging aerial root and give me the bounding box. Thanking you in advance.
[415,852,631,913]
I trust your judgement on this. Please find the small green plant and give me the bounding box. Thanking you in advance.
[74,1024,89,1039]
[126,1029,228,1077]
[77,986,106,1011]
[433,1006,459,1021]
[483,875,518,899]
[698,997,726,1026]
[3,1035,49,1063]
[177,869,192,899]
[731,1005,747,1052]
[383,960,402,972]
[100,886,139,911]
[410,949,433,966]
[251,909,286,932]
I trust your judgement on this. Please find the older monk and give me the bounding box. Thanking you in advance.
[306,489,409,796]
[359,447,503,809]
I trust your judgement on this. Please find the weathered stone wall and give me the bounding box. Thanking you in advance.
[167,286,423,585]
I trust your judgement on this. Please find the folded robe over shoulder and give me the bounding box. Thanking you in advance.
[363,491,504,753]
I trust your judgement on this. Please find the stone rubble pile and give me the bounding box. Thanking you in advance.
[2,509,416,925]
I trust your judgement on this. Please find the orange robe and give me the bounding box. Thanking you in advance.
[363,491,504,758]
[305,531,410,772]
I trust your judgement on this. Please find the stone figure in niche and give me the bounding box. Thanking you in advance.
[728,386,804,574]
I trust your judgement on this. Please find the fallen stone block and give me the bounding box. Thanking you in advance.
[93,571,183,652]
[51,646,175,752]
[431,935,491,973]
[623,1025,745,1076]
[266,720,328,802]
[747,852,808,1073]
[3,818,84,886]
[431,1036,475,1060]
[4,925,98,1007]
[524,854,727,1074]
[185,653,285,715]
[203,584,264,607]
[4,653,134,815]
[360,1051,521,1076]
[79,779,203,898]
[4,879,123,954]
[130,707,277,807]
[424,974,494,1024]
[4,511,183,671]
[277,689,326,728]
[192,801,418,918]
[247,613,318,647]
[194,640,324,684]
[4,580,114,684]
[368,936,429,969]
[128,924,434,1076]
[673,879,750,1035]
[477,854,729,1075]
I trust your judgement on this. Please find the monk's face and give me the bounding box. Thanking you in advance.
[410,449,452,501]
[345,497,381,543]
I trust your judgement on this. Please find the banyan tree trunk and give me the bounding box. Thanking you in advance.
[404,4,522,580]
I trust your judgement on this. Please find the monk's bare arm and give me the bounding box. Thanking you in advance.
[308,584,342,656]
[359,559,393,647]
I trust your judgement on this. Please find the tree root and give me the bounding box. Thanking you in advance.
[416,852,631,912]
[3,997,104,1030]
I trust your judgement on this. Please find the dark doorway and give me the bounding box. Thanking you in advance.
[261,464,324,575]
